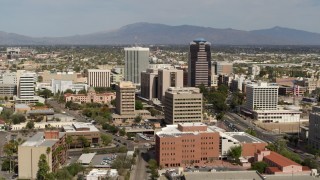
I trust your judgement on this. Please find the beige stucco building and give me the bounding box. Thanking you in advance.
[164,87,203,124]
[18,131,67,180]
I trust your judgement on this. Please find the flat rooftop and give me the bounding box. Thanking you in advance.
[78,153,96,165]
[162,171,263,180]
[21,132,65,147]
[225,132,265,143]
[63,123,99,132]
[156,124,223,138]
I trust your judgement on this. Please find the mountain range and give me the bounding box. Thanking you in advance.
[1,22,320,45]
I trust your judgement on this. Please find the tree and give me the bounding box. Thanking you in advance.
[148,159,159,180]
[38,89,53,98]
[64,89,74,94]
[38,76,43,82]
[0,109,14,122]
[10,113,26,124]
[134,115,142,123]
[251,161,268,173]
[245,128,257,137]
[77,136,89,148]
[26,121,35,129]
[228,146,242,162]
[135,100,143,110]
[35,102,45,107]
[119,127,126,136]
[37,154,50,180]
[101,134,112,146]
[78,88,87,95]
[302,158,318,169]
[46,147,51,164]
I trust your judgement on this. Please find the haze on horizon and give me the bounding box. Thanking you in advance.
[1,0,320,37]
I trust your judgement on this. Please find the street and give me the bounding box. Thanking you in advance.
[130,148,150,180]
[46,99,87,122]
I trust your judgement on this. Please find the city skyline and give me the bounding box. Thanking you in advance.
[1,0,320,37]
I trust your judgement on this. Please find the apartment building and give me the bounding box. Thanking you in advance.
[87,69,111,87]
[18,131,67,180]
[18,72,36,99]
[164,87,203,124]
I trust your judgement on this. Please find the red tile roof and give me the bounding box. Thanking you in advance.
[264,151,300,168]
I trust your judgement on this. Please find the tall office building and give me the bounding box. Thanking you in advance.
[164,87,203,124]
[18,73,36,99]
[158,68,184,101]
[188,39,211,87]
[141,68,159,100]
[245,82,278,111]
[124,47,149,84]
[87,69,111,87]
[308,106,320,149]
[115,81,136,115]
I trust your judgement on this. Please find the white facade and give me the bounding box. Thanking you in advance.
[51,80,88,94]
[18,73,36,99]
[88,69,111,87]
[248,65,260,77]
[0,71,17,84]
[87,169,118,180]
[253,110,301,123]
[124,47,150,84]
[245,82,278,111]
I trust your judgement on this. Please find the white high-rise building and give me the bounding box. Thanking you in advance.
[124,47,149,84]
[245,82,278,111]
[19,73,36,99]
[87,69,111,87]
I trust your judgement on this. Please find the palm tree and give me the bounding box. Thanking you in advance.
[46,147,51,166]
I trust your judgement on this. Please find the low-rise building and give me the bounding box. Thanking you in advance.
[255,149,310,174]
[64,88,115,104]
[62,123,100,147]
[155,123,220,168]
[18,131,67,180]
[87,169,118,180]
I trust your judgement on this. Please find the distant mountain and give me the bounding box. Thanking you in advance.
[1,23,320,45]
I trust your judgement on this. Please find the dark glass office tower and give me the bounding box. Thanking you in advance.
[188,38,211,87]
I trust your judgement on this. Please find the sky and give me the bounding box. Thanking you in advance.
[1,0,320,37]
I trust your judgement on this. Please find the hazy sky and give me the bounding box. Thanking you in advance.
[1,0,319,37]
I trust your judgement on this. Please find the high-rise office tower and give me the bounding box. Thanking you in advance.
[188,39,211,87]
[124,47,149,84]
[245,82,278,111]
[141,68,159,100]
[164,87,203,124]
[157,68,184,102]
[18,73,35,99]
[87,69,111,87]
[115,81,136,115]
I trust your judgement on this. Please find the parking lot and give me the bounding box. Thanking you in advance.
[91,154,117,168]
